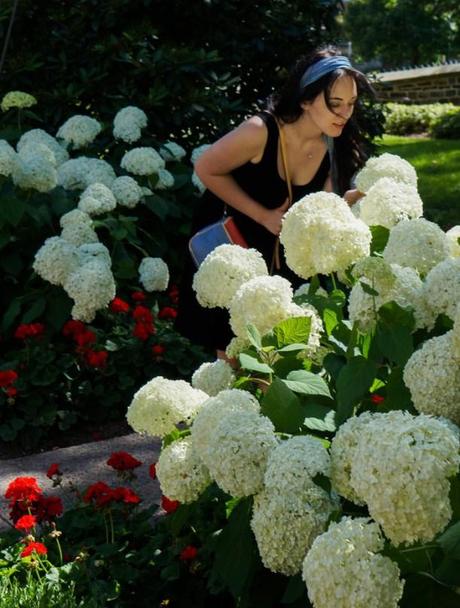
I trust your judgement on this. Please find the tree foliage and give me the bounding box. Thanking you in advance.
[344,0,460,69]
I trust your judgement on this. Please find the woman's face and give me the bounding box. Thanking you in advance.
[302,74,358,137]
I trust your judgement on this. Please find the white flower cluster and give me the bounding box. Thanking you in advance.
[1,91,37,112]
[403,331,460,423]
[120,147,165,176]
[355,152,417,192]
[160,142,186,162]
[17,129,69,166]
[191,144,211,165]
[59,208,98,246]
[138,257,169,292]
[0,140,17,177]
[293,282,328,299]
[251,485,334,576]
[358,177,423,228]
[111,175,143,208]
[225,335,250,359]
[33,236,81,286]
[303,517,404,608]
[453,304,460,359]
[446,225,460,257]
[280,192,371,279]
[58,157,116,190]
[349,261,434,332]
[127,377,208,438]
[383,218,449,276]
[191,359,235,396]
[12,141,58,192]
[155,168,175,190]
[331,412,460,545]
[78,182,117,216]
[156,436,211,503]
[113,106,148,143]
[192,244,268,309]
[64,256,115,322]
[423,257,460,321]
[229,275,293,337]
[57,115,102,149]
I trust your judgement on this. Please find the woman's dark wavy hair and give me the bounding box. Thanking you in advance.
[265,45,375,195]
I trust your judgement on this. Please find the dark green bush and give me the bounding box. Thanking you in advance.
[430,107,460,139]
[383,102,458,135]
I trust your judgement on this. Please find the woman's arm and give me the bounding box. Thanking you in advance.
[195,117,289,235]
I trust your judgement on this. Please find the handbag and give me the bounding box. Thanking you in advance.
[188,212,248,268]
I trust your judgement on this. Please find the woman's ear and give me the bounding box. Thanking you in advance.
[300,100,310,112]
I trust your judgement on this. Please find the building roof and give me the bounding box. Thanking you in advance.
[374,61,460,82]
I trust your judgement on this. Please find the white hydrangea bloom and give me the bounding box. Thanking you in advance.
[349,262,435,332]
[453,304,460,360]
[446,225,460,258]
[191,359,235,396]
[293,282,328,299]
[127,377,208,438]
[12,152,57,193]
[1,91,37,111]
[60,208,92,229]
[58,157,116,190]
[355,152,417,193]
[191,389,260,465]
[330,413,373,504]
[229,275,293,338]
[303,517,404,608]
[33,236,80,286]
[204,409,277,497]
[403,331,460,423]
[155,168,175,189]
[138,257,169,292]
[120,147,165,176]
[113,106,148,143]
[111,175,143,208]
[264,436,330,493]
[191,171,206,194]
[225,335,250,359]
[57,115,102,149]
[0,140,17,177]
[17,129,69,166]
[280,192,371,279]
[64,260,115,322]
[156,436,211,503]
[358,177,423,228]
[78,242,111,267]
[160,141,186,162]
[18,141,56,166]
[193,244,268,309]
[61,222,99,246]
[191,143,211,165]
[423,257,460,321]
[78,182,117,216]
[349,411,460,545]
[251,485,334,575]
[383,218,449,276]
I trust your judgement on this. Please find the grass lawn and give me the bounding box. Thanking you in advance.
[375,134,460,229]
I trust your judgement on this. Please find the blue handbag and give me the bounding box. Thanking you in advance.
[188,214,248,268]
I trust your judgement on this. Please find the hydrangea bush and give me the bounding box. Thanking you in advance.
[125,152,460,607]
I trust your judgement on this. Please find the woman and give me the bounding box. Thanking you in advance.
[175,45,374,355]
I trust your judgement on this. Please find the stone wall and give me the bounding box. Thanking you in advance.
[372,63,460,105]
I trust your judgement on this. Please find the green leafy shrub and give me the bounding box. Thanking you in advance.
[383,102,458,135]
[430,107,460,139]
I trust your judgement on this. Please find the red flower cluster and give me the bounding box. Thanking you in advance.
[371,394,385,405]
[168,285,179,305]
[62,319,108,369]
[179,545,198,561]
[14,323,45,340]
[132,305,155,341]
[14,514,37,532]
[131,291,146,302]
[21,541,47,558]
[158,307,177,321]
[152,344,166,357]
[83,481,141,508]
[149,463,157,480]
[5,476,63,524]
[107,451,142,471]
[0,369,18,397]
[85,350,108,368]
[110,297,130,314]
[161,495,180,513]
[46,463,61,479]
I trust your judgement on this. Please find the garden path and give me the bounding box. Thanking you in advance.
[0,433,161,532]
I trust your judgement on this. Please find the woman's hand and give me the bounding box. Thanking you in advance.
[259,198,290,235]
[344,189,364,206]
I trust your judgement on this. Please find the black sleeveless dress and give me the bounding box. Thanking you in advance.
[175,112,330,350]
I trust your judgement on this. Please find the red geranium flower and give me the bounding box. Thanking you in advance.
[161,495,180,513]
[14,323,45,340]
[14,514,37,532]
[168,285,179,305]
[132,305,153,324]
[107,451,142,471]
[62,320,86,337]
[6,386,17,397]
[109,297,130,313]
[133,322,155,341]
[158,307,177,320]
[5,477,43,504]
[21,541,47,558]
[84,481,114,508]
[112,487,142,505]
[152,344,166,357]
[149,463,157,480]
[131,291,146,301]
[0,370,18,388]
[371,394,385,405]
[46,463,61,479]
[74,329,97,349]
[85,350,108,368]
[36,495,64,521]
[179,545,198,561]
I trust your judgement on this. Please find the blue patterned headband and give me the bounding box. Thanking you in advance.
[299,56,354,91]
